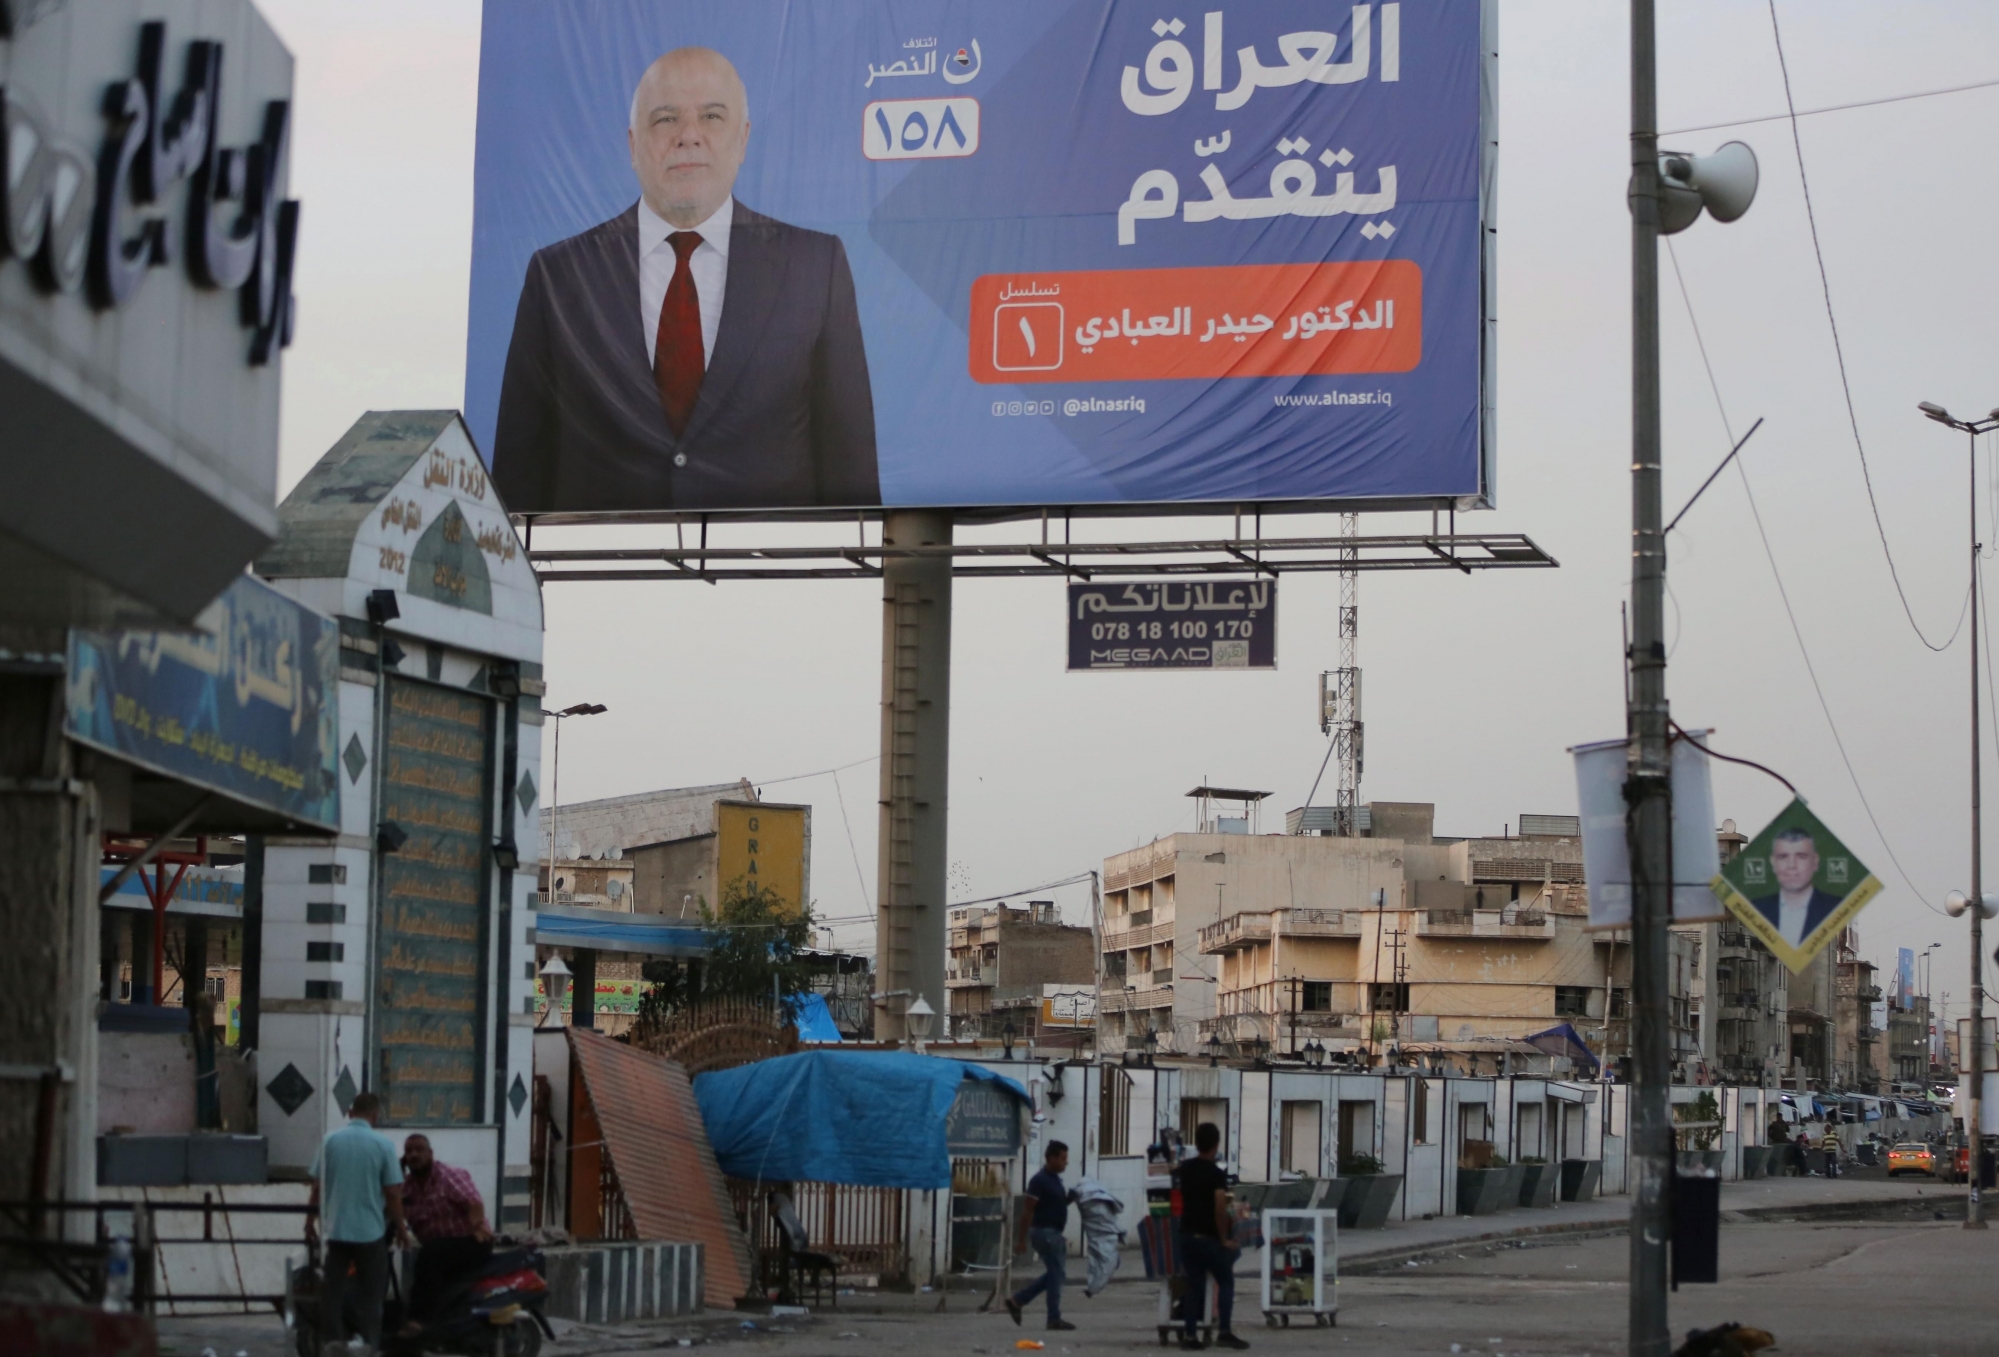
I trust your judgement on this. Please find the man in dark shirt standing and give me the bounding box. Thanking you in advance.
[1177,1122,1250,1350]
[1005,1141,1078,1331]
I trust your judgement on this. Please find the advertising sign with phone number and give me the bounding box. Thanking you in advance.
[1067,580,1276,670]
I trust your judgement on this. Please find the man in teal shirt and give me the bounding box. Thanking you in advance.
[306,1092,409,1353]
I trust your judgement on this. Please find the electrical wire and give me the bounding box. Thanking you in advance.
[1300,733,1339,820]
[1767,0,1963,654]
[828,765,875,920]
[1664,238,1949,917]
[948,871,1097,910]
[1662,74,1999,138]
[755,753,878,789]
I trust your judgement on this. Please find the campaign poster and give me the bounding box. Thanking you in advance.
[1710,800,1883,975]
[467,0,1492,515]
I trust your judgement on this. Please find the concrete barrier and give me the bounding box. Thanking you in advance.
[542,1241,703,1323]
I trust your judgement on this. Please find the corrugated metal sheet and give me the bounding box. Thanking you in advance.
[567,1029,755,1309]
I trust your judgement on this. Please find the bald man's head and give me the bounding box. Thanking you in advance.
[628,47,751,227]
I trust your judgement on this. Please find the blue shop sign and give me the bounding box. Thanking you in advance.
[66,573,341,830]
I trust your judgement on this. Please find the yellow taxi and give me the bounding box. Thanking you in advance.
[1887,1142,1936,1177]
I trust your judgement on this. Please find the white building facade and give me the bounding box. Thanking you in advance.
[251,411,544,1229]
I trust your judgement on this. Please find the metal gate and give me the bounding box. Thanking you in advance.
[730,1179,910,1285]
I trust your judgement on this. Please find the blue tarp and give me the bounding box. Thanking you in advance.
[693,1051,1026,1189]
[1523,1022,1601,1075]
[788,992,843,1043]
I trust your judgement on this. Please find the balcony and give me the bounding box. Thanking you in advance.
[1099,983,1174,1014]
[945,966,989,989]
[1199,913,1272,954]
[1103,919,1175,952]
[1416,909,1555,940]
[1198,908,1365,955]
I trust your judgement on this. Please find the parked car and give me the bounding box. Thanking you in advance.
[1886,1142,1935,1177]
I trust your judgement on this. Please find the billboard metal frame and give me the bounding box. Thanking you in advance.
[527,526,1554,584]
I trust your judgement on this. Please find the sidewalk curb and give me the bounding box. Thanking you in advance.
[1338,1190,1969,1275]
[1342,1216,1628,1274]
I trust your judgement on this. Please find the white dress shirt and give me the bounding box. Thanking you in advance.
[638,195,731,371]
[1776,887,1813,947]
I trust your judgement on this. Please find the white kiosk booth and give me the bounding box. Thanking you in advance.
[250,410,544,1229]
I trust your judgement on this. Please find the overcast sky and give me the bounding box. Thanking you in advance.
[262,1,1999,1006]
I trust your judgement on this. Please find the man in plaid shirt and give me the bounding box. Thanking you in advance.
[400,1135,493,1325]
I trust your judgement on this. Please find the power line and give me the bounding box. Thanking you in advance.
[1664,239,1949,918]
[755,753,878,789]
[1662,75,1999,138]
[1768,0,1964,655]
[948,871,1097,910]
[828,764,875,921]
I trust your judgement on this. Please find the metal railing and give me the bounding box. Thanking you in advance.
[0,1196,315,1315]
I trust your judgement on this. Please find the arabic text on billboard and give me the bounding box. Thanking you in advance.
[1068,580,1275,670]
[467,1,1489,515]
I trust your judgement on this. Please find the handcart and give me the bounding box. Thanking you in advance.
[1138,1214,1220,1345]
[1258,1207,1338,1328]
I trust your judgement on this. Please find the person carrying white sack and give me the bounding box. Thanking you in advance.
[1073,1178,1127,1297]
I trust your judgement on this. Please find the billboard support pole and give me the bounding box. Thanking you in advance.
[1625,1,1674,1353]
[876,510,953,1044]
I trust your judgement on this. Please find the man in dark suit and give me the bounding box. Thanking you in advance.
[493,47,879,512]
[1749,827,1843,948]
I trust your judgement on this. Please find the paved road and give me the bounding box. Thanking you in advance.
[712,1221,1997,1357]
[158,1176,1981,1357]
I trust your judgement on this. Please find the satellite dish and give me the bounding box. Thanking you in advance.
[1656,140,1759,234]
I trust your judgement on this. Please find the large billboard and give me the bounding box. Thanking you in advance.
[467,1,1492,516]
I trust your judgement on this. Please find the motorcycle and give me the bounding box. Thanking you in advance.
[288,1239,555,1357]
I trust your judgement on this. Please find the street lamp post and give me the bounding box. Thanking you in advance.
[1920,400,1999,1229]
[543,702,608,899]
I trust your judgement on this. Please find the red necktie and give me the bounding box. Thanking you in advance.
[654,230,705,437]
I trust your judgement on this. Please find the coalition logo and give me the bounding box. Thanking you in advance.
[0,16,300,365]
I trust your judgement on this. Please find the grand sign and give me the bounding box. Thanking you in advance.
[1,15,299,362]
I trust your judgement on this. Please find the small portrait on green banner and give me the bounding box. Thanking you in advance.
[1711,798,1881,973]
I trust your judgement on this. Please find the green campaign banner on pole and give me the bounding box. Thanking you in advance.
[1710,798,1881,974]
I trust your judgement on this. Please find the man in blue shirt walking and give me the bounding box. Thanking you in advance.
[1005,1140,1078,1331]
[305,1092,410,1354]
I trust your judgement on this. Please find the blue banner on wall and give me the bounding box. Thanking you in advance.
[65,574,341,831]
[467,0,1491,515]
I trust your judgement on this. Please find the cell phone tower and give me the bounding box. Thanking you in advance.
[1321,512,1363,835]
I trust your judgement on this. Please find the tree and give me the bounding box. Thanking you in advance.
[637,876,816,1022]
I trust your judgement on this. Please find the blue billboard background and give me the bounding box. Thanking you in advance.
[467,0,1488,510]
[66,573,342,830]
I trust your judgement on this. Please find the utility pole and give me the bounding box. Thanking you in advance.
[1624,1,1674,1350]
[1919,402,1999,1226]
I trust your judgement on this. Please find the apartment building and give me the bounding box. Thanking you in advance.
[945,900,1095,1038]
[1103,800,1661,1064]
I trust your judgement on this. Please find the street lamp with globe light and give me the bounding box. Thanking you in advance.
[543,702,607,899]
[1924,400,1999,1230]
